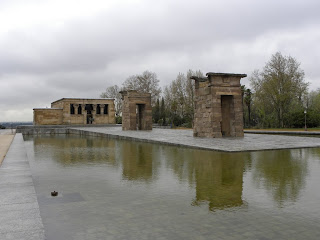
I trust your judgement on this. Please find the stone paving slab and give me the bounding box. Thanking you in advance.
[0,229,46,240]
[71,126,320,152]
[244,129,320,135]
[0,130,15,165]
[0,134,45,239]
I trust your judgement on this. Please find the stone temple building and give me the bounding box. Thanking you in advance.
[191,72,247,138]
[120,90,152,131]
[33,98,115,125]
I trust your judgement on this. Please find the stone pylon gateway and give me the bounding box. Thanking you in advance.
[120,90,152,131]
[191,72,247,138]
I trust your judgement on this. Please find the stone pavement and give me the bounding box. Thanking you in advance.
[244,129,320,135]
[0,133,45,239]
[71,126,320,152]
[0,130,15,165]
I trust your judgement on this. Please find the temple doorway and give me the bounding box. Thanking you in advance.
[136,104,145,130]
[85,104,94,124]
[120,90,152,131]
[221,95,233,136]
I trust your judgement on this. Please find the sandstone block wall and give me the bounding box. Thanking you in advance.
[34,98,116,125]
[33,109,63,125]
[192,73,246,138]
[120,90,152,131]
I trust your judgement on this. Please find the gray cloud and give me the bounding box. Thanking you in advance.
[1,0,320,121]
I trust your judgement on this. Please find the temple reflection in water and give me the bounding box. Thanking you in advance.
[27,135,308,211]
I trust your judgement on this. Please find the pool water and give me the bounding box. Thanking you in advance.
[24,135,320,240]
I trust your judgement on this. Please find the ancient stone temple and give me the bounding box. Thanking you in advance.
[33,98,115,125]
[191,72,247,138]
[120,90,152,131]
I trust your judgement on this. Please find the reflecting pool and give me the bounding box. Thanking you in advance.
[24,135,320,240]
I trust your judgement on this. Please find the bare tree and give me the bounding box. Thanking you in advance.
[100,85,122,117]
[164,69,203,126]
[186,69,203,120]
[122,70,161,105]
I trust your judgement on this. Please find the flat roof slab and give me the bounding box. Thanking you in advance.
[71,127,320,152]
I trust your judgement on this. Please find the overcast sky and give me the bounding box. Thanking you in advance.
[1,0,319,122]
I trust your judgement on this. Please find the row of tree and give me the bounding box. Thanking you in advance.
[100,71,162,123]
[161,70,203,127]
[101,52,320,129]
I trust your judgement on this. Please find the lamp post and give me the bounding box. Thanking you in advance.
[304,109,307,131]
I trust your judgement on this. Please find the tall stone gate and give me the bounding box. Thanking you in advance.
[191,72,247,138]
[120,90,152,131]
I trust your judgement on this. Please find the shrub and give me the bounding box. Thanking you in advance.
[116,116,122,124]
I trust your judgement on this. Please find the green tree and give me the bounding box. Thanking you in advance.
[244,88,252,127]
[241,85,246,126]
[160,98,166,125]
[307,89,320,112]
[250,52,308,128]
[153,99,160,123]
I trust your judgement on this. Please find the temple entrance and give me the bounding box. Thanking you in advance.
[221,95,233,136]
[191,72,246,138]
[120,90,152,131]
[136,104,145,130]
[85,104,94,124]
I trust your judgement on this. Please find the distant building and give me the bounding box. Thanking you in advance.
[33,98,115,125]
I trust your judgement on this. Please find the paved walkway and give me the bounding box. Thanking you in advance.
[244,129,320,135]
[71,126,320,152]
[0,133,45,239]
[0,130,15,165]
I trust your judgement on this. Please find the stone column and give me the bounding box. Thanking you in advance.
[92,104,97,114]
[92,104,97,124]
[74,104,79,115]
[100,104,105,114]
[82,104,86,124]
